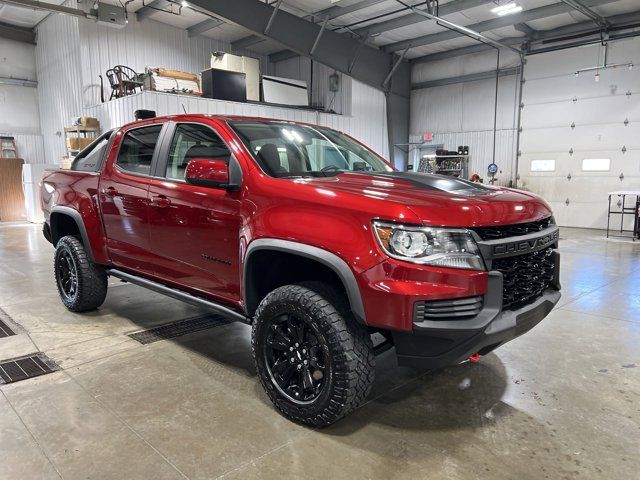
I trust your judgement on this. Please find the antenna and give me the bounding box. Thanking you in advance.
[181,104,187,114]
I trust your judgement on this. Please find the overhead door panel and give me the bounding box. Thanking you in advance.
[518,37,640,230]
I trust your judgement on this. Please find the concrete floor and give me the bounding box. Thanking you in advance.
[0,223,638,480]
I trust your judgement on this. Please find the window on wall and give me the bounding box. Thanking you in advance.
[581,158,610,171]
[530,159,556,172]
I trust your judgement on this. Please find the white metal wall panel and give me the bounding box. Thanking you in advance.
[34,1,83,165]
[410,75,519,182]
[412,49,521,84]
[13,134,46,165]
[519,37,640,229]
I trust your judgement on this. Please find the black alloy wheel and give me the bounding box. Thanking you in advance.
[56,248,79,302]
[264,313,329,403]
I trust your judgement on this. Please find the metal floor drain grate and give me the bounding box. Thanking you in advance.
[128,315,234,345]
[0,353,59,384]
[0,308,16,338]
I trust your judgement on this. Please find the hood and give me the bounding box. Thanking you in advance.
[288,171,552,227]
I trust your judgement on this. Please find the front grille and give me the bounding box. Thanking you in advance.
[414,296,483,322]
[493,247,555,310]
[472,216,553,240]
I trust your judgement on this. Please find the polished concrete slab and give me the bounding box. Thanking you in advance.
[0,223,638,480]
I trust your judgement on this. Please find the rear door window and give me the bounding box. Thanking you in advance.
[116,125,163,176]
[71,131,113,172]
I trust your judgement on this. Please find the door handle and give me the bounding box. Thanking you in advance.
[102,186,118,197]
[150,195,171,208]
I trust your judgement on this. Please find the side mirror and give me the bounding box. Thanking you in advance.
[185,158,233,189]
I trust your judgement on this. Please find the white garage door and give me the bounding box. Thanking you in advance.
[518,37,640,229]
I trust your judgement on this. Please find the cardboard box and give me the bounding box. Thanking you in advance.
[70,116,100,129]
[66,137,94,151]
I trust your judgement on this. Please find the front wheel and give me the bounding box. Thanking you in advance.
[252,283,375,427]
[54,235,107,312]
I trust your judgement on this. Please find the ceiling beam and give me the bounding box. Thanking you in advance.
[411,37,525,64]
[188,0,410,96]
[0,76,37,87]
[411,9,640,64]
[412,66,519,90]
[187,17,224,37]
[383,0,618,52]
[0,20,36,44]
[353,0,490,37]
[514,23,536,36]
[231,0,386,53]
[560,0,609,28]
[136,0,173,21]
[1,0,87,18]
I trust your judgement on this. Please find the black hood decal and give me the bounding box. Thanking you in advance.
[344,171,494,195]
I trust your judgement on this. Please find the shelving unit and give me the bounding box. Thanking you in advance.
[416,144,470,178]
[64,126,100,156]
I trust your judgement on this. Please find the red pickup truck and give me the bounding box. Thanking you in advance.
[41,113,561,426]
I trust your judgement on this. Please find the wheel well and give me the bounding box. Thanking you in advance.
[50,213,81,246]
[245,250,350,317]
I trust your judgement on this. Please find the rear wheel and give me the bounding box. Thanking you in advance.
[252,283,375,427]
[54,235,107,312]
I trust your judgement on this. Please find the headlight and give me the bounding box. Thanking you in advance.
[373,221,485,270]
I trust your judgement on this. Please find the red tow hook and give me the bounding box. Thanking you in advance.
[468,353,481,363]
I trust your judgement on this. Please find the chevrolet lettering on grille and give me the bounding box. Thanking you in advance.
[492,229,559,258]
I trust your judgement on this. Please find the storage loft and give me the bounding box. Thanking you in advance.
[84,90,353,137]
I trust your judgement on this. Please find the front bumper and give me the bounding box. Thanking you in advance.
[391,262,561,370]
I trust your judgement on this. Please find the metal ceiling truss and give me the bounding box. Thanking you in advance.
[412,66,520,90]
[411,9,640,64]
[351,0,490,37]
[560,0,609,28]
[383,0,618,53]
[136,0,176,21]
[0,20,36,44]
[1,0,88,18]
[186,17,224,37]
[391,0,522,55]
[232,0,386,52]
[185,0,411,169]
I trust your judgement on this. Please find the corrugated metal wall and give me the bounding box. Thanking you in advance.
[34,8,270,165]
[83,78,389,160]
[272,57,350,115]
[35,11,388,165]
[13,135,46,165]
[34,1,83,165]
[410,49,521,184]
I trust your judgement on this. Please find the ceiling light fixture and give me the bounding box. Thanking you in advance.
[490,2,523,16]
[181,0,188,6]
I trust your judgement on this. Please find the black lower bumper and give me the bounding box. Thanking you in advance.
[392,265,561,370]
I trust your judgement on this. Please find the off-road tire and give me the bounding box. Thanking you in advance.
[54,235,107,312]
[252,283,375,427]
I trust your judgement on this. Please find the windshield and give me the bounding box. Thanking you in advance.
[229,121,394,178]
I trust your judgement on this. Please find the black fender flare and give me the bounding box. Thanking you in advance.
[49,206,95,262]
[243,239,367,324]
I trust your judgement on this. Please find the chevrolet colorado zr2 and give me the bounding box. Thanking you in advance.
[41,114,561,427]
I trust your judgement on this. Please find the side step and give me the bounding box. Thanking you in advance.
[106,269,251,324]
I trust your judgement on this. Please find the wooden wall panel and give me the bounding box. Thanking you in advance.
[0,158,26,222]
